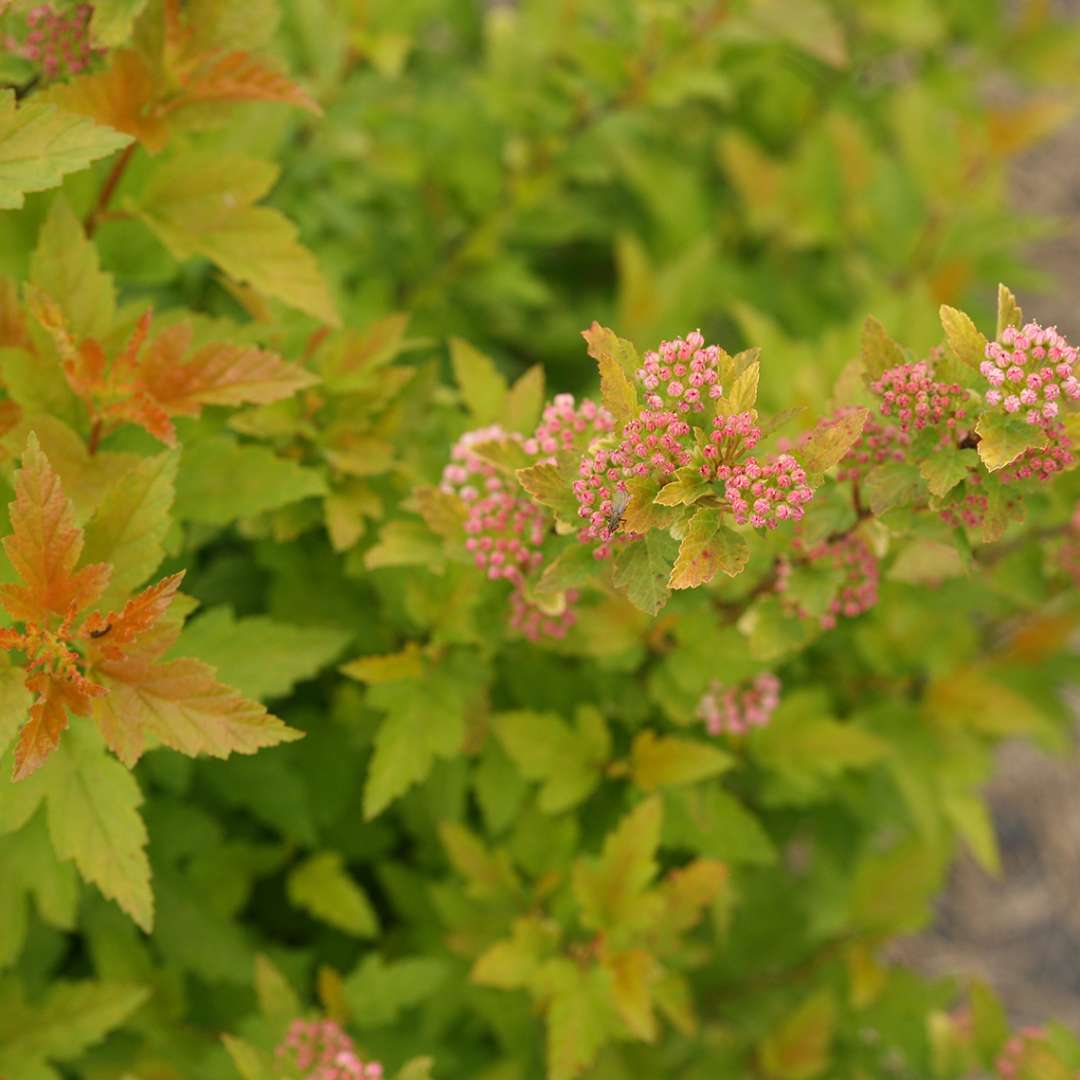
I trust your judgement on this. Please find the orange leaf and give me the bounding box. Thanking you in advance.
[175,51,322,115]
[139,334,319,415]
[0,434,111,625]
[82,572,185,662]
[14,671,102,781]
[44,50,169,152]
[93,654,302,766]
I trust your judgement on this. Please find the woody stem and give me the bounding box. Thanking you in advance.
[85,144,137,238]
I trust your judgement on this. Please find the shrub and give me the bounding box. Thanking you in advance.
[0,2,1079,1080]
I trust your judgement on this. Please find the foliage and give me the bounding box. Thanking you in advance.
[0,1,1079,1079]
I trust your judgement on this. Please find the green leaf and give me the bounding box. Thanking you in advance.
[860,315,906,380]
[172,607,350,700]
[135,152,338,325]
[0,92,132,210]
[504,364,545,435]
[943,792,1000,876]
[939,305,987,370]
[716,360,760,414]
[888,539,968,584]
[516,460,578,520]
[221,1035,274,1080]
[612,532,678,615]
[90,0,150,46]
[852,840,942,932]
[342,954,447,1028]
[630,730,733,791]
[996,283,1023,339]
[663,786,776,865]
[286,851,379,937]
[81,450,179,609]
[471,915,557,989]
[30,196,115,341]
[440,821,520,901]
[493,708,608,814]
[450,338,507,424]
[572,797,662,936]
[538,958,620,1080]
[44,724,152,930]
[749,0,847,66]
[174,436,326,525]
[363,655,481,818]
[581,322,638,423]
[974,411,1048,472]
[758,990,835,1080]
[671,514,748,589]
[253,953,301,1019]
[918,447,977,497]
[863,461,925,515]
[654,468,710,507]
[0,979,148,1069]
[800,408,869,473]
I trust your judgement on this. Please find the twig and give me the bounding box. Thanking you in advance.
[85,144,137,238]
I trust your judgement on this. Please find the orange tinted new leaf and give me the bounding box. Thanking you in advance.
[14,671,102,780]
[82,572,185,661]
[175,52,322,115]
[0,434,111,624]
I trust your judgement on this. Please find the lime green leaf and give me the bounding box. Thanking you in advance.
[450,338,507,424]
[471,915,557,989]
[943,792,1000,876]
[670,513,748,589]
[81,450,179,609]
[342,954,447,1029]
[939,305,987,370]
[654,468,710,507]
[493,707,609,814]
[174,436,326,525]
[919,447,977,497]
[716,360,760,415]
[581,322,638,423]
[395,1058,436,1080]
[800,408,869,473]
[888,539,968,584]
[253,953,301,1019]
[0,979,148,1069]
[90,0,150,46]
[287,851,379,937]
[974,411,1048,472]
[612,532,678,615]
[572,797,662,935]
[663,787,776,865]
[749,0,847,66]
[505,364,545,435]
[221,1034,274,1080]
[171,607,349,700]
[0,92,132,210]
[538,958,620,1080]
[860,316,906,381]
[996,283,1023,339]
[439,821,519,901]
[630,730,733,791]
[516,460,578,520]
[852,841,942,932]
[136,152,338,325]
[970,980,1009,1067]
[758,990,835,1080]
[44,724,152,929]
[30,196,115,341]
[863,461,925,515]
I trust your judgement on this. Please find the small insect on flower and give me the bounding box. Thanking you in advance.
[606,487,631,536]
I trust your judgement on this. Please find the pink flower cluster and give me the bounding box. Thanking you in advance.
[723,454,813,529]
[636,330,725,413]
[572,447,635,559]
[778,535,879,629]
[994,1026,1080,1080]
[939,471,990,530]
[9,4,102,79]
[700,410,761,480]
[442,426,545,584]
[509,588,579,642]
[999,421,1075,483]
[523,394,614,457]
[617,408,694,477]
[982,322,1079,427]
[837,414,909,485]
[276,1019,382,1080]
[698,673,781,736]
[871,361,968,436]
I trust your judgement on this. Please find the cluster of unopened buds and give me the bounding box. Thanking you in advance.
[523,394,614,457]
[275,1019,382,1080]
[995,1025,1080,1080]
[441,426,545,585]
[837,415,908,485]
[7,4,102,79]
[572,447,635,559]
[982,322,1080,427]
[700,410,761,480]
[1000,421,1075,483]
[509,588,579,642]
[872,359,968,437]
[698,673,781,736]
[723,453,813,529]
[777,535,879,629]
[636,330,725,414]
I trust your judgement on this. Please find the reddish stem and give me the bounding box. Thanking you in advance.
[85,144,137,237]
